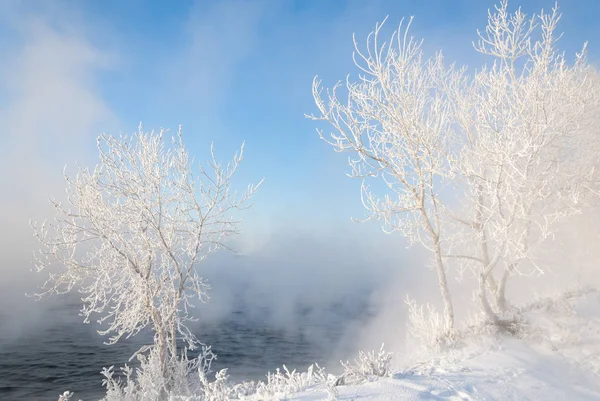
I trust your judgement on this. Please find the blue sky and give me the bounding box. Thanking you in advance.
[1,0,600,252]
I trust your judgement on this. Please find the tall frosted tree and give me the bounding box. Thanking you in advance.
[309,17,462,332]
[310,1,600,331]
[449,1,599,320]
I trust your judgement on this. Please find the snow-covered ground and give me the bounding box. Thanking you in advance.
[254,289,600,401]
[78,288,600,401]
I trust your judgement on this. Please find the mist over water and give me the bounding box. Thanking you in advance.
[0,284,375,400]
[1,217,598,401]
[1,202,597,401]
[0,230,406,401]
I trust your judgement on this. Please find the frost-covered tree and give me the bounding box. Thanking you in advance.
[310,1,600,328]
[32,124,261,390]
[448,1,599,321]
[309,18,462,332]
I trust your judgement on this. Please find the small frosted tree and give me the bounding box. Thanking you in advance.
[309,18,462,333]
[32,124,261,390]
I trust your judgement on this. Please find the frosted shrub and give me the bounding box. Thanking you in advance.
[325,375,339,400]
[170,369,248,401]
[255,364,326,398]
[100,360,330,401]
[101,365,137,401]
[58,391,81,401]
[100,346,215,401]
[516,287,597,349]
[405,296,451,350]
[168,363,328,401]
[338,344,392,385]
[195,368,233,401]
[229,380,259,398]
[519,286,596,316]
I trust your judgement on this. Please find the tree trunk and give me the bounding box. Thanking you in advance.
[475,191,501,310]
[433,241,455,332]
[152,310,171,396]
[479,271,500,324]
[486,275,498,298]
[496,263,515,312]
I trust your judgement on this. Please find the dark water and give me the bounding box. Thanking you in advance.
[0,294,374,401]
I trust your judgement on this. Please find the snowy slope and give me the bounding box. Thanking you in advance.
[272,290,600,400]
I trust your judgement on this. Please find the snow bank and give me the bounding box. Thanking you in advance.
[264,289,600,400]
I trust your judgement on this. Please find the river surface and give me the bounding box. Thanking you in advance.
[0,293,374,400]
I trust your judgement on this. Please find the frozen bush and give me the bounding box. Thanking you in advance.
[101,356,331,401]
[100,346,215,401]
[255,363,326,398]
[229,380,259,399]
[325,375,339,400]
[337,344,392,385]
[196,369,233,401]
[58,391,81,401]
[405,296,453,351]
